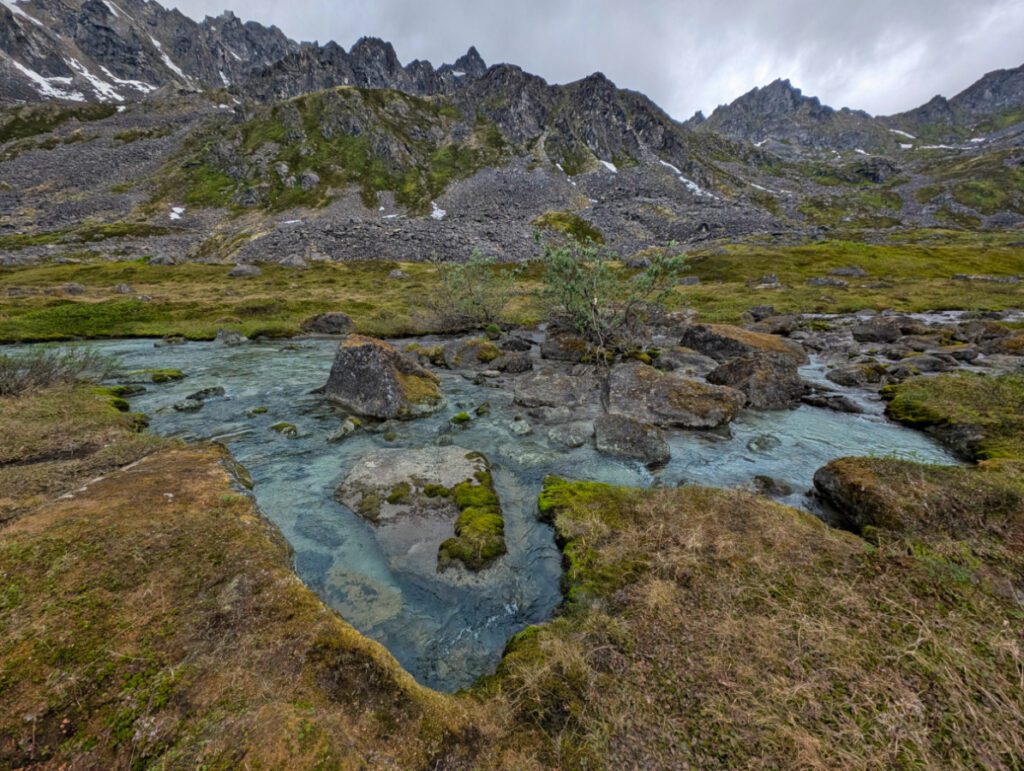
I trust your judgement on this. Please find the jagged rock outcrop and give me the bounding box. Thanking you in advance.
[1,1,296,102]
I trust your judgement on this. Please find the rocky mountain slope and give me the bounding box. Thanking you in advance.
[1,0,1023,267]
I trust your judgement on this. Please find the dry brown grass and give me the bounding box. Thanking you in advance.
[0,385,165,523]
[0,443,500,769]
[3,388,1024,768]
[488,481,1024,769]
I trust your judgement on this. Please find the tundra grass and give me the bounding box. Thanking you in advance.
[0,230,1020,340]
[3,383,1024,767]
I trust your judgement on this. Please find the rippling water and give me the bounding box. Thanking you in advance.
[30,338,960,690]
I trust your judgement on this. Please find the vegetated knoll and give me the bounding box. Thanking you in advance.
[483,477,1024,768]
[884,372,1024,461]
[815,373,1024,610]
[159,86,508,213]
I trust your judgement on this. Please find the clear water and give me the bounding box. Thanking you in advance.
[34,338,960,690]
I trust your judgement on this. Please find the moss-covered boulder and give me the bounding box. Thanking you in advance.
[321,335,443,419]
[608,361,745,428]
[680,323,808,365]
[442,337,502,369]
[335,447,505,573]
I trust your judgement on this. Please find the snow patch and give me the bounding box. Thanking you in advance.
[169,206,186,221]
[969,137,986,144]
[452,70,466,77]
[117,105,126,113]
[600,160,618,174]
[150,36,189,81]
[922,144,956,150]
[101,0,121,17]
[889,129,916,139]
[754,139,768,148]
[99,66,156,93]
[430,201,447,220]
[8,58,86,101]
[899,143,913,150]
[229,50,242,62]
[2,0,44,27]
[855,148,868,155]
[67,58,123,102]
[218,69,230,86]
[658,159,716,199]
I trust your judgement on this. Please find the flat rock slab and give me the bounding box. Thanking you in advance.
[681,324,808,365]
[336,447,504,576]
[337,447,486,515]
[513,367,597,409]
[608,361,745,429]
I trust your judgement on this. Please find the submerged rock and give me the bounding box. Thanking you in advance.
[594,414,670,466]
[321,335,443,420]
[607,361,745,429]
[548,421,594,449]
[215,329,247,346]
[707,354,806,410]
[335,447,506,572]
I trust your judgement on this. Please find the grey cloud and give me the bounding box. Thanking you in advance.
[169,0,1024,118]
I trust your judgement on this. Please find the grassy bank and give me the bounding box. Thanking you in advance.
[1,231,1020,342]
[0,259,538,342]
[2,381,1023,766]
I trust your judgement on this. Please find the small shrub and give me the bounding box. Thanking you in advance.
[0,348,116,397]
[539,240,687,355]
[421,251,518,330]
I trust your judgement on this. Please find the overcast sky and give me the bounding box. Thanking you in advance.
[170,0,1024,119]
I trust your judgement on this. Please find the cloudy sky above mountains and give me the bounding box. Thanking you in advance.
[172,0,1024,119]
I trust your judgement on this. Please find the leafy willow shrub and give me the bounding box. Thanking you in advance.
[539,240,687,355]
[422,251,519,330]
[0,348,116,397]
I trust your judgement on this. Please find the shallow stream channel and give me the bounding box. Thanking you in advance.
[42,336,959,691]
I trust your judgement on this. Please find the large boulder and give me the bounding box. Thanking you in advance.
[301,312,354,335]
[607,361,745,429]
[680,324,808,364]
[335,447,505,573]
[514,367,596,409]
[321,335,443,419]
[707,354,806,410]
[594,414,670,466]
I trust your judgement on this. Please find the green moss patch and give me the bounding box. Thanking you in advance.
[531,211,605,245]
[884,372,1024,460]
[438,470,506,571]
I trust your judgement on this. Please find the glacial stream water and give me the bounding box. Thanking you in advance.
[43,337,960,691]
